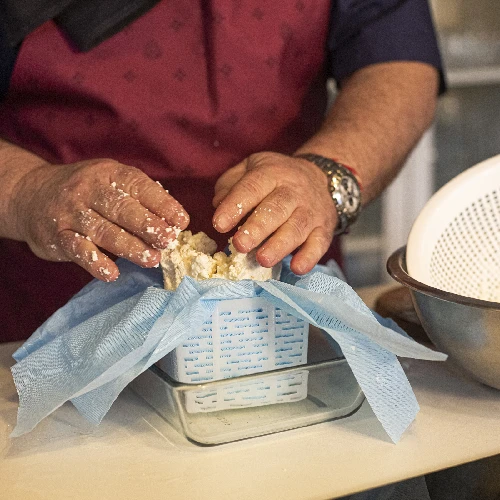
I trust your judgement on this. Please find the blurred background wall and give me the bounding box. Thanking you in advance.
[342,0,500,287]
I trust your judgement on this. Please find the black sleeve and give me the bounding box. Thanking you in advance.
[0,18,19,101]
[328,0,446,94]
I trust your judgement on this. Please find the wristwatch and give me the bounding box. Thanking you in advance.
[296,153,362,235]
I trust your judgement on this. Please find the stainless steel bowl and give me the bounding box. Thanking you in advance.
[387,246,500,390]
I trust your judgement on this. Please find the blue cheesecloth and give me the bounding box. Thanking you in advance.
[10,257,446,442]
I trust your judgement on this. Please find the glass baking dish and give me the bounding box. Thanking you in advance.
[130,354,364,445]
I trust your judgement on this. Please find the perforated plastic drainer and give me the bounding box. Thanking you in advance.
[156,296,309,412]
[407,154,500,301]
[184,370,309,413]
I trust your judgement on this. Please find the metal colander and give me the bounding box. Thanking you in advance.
[388,155,500,390]
[407,154,500,301]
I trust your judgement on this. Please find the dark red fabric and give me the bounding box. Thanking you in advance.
[0,0,342,341]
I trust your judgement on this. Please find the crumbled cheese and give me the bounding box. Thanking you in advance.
[99,267,111,276]
[160,230,273,291]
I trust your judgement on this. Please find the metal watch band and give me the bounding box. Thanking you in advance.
[295,153,362,235]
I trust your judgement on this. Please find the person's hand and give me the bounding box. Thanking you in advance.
[14,159,189,281]
[212,152,336,274]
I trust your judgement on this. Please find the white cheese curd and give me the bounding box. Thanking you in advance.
[160,230,273,290]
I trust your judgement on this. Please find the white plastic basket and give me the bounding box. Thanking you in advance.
[156,297,309,412]
[184,370,309,413]
[407,154,500,301]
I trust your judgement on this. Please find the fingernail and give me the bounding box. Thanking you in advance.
[292,261,308,275]
[155,234,171,249]
[98,266,113,280]
[236,232,254,252]
[140,249,152,263]
[258,248,276,266]
[214,213,232,232]
[170,206,189,227]
[146,252,161,267]
[176,210,188,223]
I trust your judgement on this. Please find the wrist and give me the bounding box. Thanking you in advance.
[295,141,362,182]
[295,153,362,235]
[13,161,56,239]
[296,153,363,191]
[0,140,52,240]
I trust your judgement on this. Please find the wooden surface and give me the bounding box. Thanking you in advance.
[0,286,499,500]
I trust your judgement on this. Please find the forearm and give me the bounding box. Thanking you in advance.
[0,137,189,280]
[296,61,440,205]
[0,138,48,240]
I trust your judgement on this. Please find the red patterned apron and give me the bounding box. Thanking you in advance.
[0,0,340,341]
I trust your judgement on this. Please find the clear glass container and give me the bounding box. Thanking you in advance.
[130,356,364,445]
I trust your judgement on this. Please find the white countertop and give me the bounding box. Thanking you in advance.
[1,286,500,500]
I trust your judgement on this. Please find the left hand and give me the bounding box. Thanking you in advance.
[212,152,337,274]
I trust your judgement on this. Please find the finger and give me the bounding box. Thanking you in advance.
[289,227,334,275]
[231,186,298,253]
[213,163,246,207]
[111,170,189,229]
[73,209,162,268]
[254,207,316,267]
[213,168,276,233]
[57,230,120,282]
[89,186,180,249]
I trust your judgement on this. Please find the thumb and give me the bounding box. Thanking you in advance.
[212,162,246,207]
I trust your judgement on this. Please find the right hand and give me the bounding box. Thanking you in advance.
[13,158,189,281]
